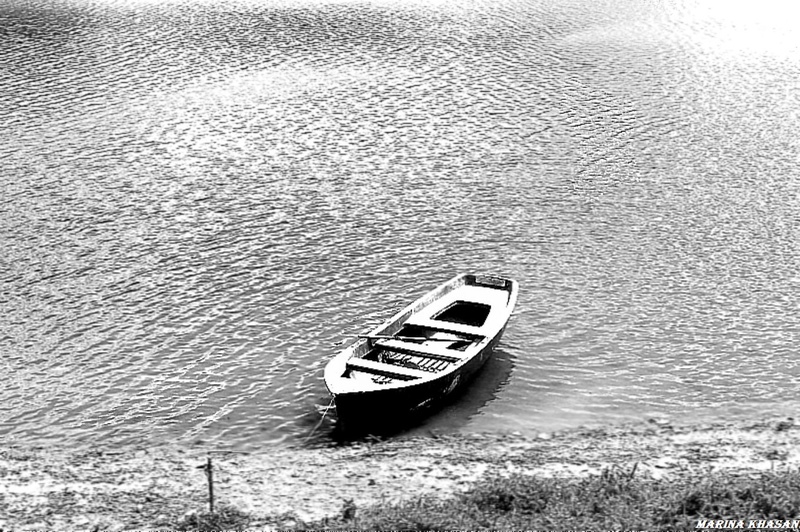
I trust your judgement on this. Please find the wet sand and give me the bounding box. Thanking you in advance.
[1,417,797,530]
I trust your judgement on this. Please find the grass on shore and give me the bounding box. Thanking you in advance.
[168,466,800,530]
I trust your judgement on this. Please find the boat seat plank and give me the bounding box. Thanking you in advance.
[415,285,509,320]
[347,357,430,381]
[448,285,510,307]
[375,339,465,363]
[403,317,485,338]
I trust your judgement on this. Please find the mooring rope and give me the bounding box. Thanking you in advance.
[306,397,335,442]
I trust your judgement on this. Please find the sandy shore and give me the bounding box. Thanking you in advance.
[1,417,797,530]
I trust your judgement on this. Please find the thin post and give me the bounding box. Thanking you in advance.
[207,456,214,513]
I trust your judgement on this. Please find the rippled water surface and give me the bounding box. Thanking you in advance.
[2,0,799,450]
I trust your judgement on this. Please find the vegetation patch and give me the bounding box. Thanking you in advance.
[158,467,800,530]
[163,505,253,530]
[305,468,800,530]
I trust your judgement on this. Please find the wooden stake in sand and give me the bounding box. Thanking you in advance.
[197,457,214,513]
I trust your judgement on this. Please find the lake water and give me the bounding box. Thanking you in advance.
[1,0,798,450]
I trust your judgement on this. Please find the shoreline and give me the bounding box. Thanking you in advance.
[1,416,797,529]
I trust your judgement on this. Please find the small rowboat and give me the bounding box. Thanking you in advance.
[324,273,519,433]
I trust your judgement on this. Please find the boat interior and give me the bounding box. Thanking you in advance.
[346,326,481,385]
[344,286,508,384]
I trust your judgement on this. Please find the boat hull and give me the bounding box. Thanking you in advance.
[324,273,518,435]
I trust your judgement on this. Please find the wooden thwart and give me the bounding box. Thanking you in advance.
[347,357,430,380]
[375,339,465,363]
[402,318,485,338]
[359,334,456,342]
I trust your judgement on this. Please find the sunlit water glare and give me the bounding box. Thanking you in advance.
[1,0,798,450]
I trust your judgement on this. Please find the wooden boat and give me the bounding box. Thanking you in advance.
[324,273,519,433]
